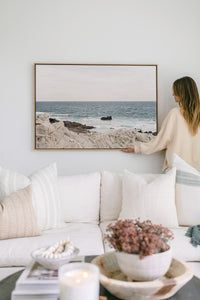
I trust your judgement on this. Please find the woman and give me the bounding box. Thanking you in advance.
[123,76,200,170]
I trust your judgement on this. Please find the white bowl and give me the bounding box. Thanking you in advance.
[92,252,193,300]
[31,246,79,270]
[115,248,172,281]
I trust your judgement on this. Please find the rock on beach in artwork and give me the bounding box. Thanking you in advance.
[36,114,155,149]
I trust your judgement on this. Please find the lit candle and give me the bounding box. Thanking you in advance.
[59,263,99,300]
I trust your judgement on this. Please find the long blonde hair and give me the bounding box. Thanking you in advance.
[173,76,200,135]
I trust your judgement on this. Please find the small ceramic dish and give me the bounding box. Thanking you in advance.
[31,246,79,270]
[92,252,193,300]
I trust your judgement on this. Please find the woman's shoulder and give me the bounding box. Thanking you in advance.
[162,107,182,126]
[169,107,180,115]
[167,107,181,119]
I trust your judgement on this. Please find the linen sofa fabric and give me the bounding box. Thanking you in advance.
[100,171,122,221]
[0,223,104,266]
[0,166,30,201]
[172,154,200,226]
[0,185,40,240]
[58,172,100,223]
[119,168,178,227]
[30,163,61,231]
[0,167,200,280]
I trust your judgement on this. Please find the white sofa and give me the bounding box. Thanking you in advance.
[0,171,200,281]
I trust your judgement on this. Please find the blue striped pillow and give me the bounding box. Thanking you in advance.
[172,154,200,226]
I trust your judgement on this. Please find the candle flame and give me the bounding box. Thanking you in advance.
[83,271,89,279]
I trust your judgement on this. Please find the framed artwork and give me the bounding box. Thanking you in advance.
[35,64,158,149]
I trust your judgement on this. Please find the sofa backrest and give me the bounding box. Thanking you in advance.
[100,171,122,222]
[57,171,124,224]
[57,169,184,227]
[58,172,101,224]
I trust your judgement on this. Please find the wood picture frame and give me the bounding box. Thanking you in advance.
[34,63,158,149]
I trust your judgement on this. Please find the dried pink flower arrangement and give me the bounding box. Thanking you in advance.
[105,219,174,259]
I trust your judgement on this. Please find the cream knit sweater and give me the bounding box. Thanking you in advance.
[134,107,200,171]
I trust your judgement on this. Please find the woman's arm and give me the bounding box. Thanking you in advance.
[134,108,177,154]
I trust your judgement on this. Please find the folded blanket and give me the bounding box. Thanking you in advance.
[186,225,200,247]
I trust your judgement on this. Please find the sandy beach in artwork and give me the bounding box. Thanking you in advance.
[35,114,155,149]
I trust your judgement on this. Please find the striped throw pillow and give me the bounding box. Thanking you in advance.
[0,166,30,201]
[30,163,61,230]
[0,185,41,240]
[172,154,200,226]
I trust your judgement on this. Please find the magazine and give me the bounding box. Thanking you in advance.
[11,256,85,300]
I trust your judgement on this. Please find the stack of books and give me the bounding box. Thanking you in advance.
[12,257,85,300]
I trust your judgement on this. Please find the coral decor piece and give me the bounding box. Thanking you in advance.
[105,219,174,258]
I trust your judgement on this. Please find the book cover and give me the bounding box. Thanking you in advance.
[11,256,85,299]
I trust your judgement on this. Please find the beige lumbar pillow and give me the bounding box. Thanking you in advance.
[0,185,41,239]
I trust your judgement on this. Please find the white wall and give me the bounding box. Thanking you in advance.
[0,0,200,175]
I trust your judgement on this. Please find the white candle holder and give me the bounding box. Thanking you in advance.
[59,262,100,300]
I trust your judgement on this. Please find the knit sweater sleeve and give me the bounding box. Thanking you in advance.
[134,108,177,154]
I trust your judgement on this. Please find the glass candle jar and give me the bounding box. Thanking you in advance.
[59,262,99,300]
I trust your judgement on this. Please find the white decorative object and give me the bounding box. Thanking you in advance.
[31,239,79,270]
[92,252,193,300]
[119,168,178,227]
[30,163,61,230]
[115,248,172,281]
[59,262,99,300]
[172,153,200,226]
[58,172,100,223]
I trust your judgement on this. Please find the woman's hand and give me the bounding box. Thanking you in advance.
[121,146,135,153]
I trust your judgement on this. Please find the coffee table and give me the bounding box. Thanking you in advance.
[0,256,199,300]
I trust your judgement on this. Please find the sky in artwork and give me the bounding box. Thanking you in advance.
[36,64,157,102]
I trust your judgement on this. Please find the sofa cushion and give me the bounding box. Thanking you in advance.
[58,172,100,223]
[100,171,122,221]
[119,168,178,227]
[100,221,200,262]
[171,227,200,262]
[186,263,200,279]
[30,163,61,231]
[0,186,41,240]
[172,154,200,226]
[0,166,30,201]
[0,223,104,267]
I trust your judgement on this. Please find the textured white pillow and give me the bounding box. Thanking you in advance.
[30,163,61,230]
[119,168,178,227]
[0,185,41,240]
[0,166,30,201]
[100,171,122,221]
[58,172,100,224]
[172,154,200,226]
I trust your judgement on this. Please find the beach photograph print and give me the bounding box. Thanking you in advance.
[35,64,157,149]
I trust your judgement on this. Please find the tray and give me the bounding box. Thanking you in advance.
[92,252,193,300]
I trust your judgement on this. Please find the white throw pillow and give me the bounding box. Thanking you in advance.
[0,166,30,201]
[119,168,178,227]
[30,163,61,230]
[100,171,122,221]
[58,172,100,224]
[172,154,200,226]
